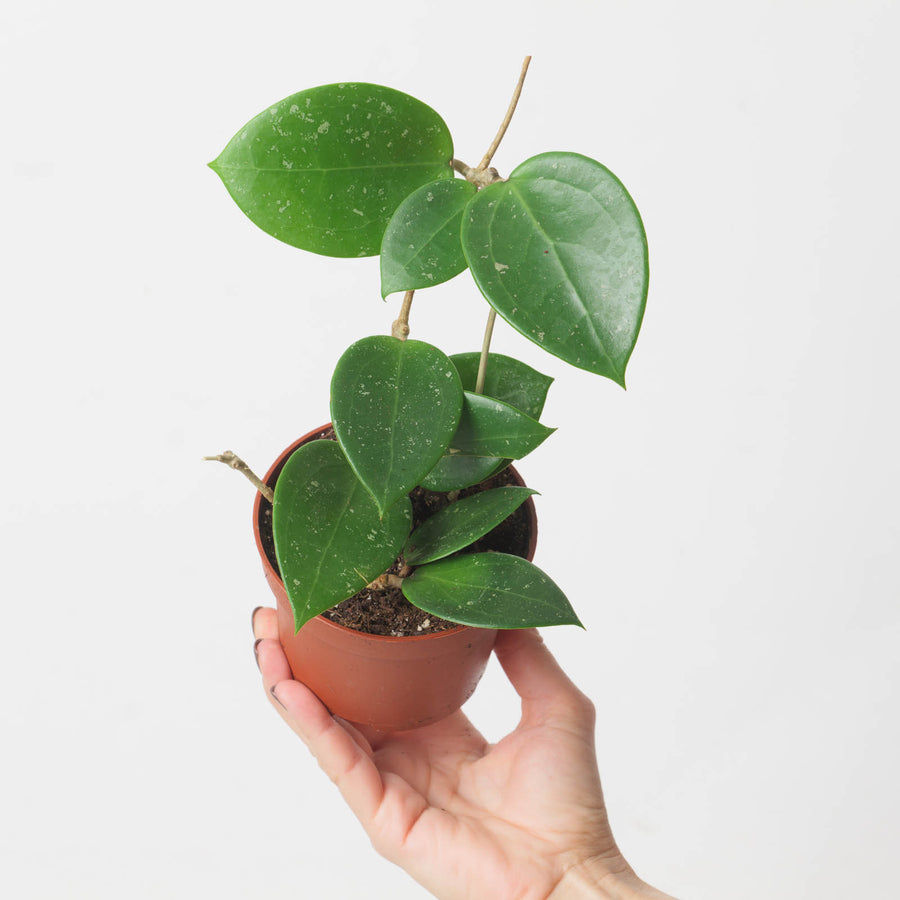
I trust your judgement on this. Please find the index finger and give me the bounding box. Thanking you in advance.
[252,605,278,640]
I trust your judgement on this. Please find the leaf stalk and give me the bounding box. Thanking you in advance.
[475,309,497,395]
[391,290,415,340]
[471,56,531,392]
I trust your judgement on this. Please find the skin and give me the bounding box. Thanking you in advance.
[253,607,675,900]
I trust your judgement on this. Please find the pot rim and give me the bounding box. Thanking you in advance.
[252,423,537,643]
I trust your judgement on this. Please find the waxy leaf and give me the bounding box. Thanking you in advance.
[449,392,554,458]
[331,336,463,514]
[402,553,581,629]
[210,83,454,257]
[450,352,553,419]
[273,440,411,632]
[420,354,553,491]
[462,152,648,384]
[403,486,537,565]
[381,178,476,297]
[419,454,506,492]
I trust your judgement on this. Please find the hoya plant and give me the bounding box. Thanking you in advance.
[208,59,648,634]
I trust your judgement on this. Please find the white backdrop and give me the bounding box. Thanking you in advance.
[2,1,898,897]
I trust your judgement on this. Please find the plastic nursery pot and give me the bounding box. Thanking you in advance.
[253,423,539,732]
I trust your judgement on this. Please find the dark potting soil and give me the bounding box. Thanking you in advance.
[257,429,533,637]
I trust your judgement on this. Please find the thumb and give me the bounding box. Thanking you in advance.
[493,629,596,733]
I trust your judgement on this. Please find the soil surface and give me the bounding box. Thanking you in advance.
[257,429,533,636]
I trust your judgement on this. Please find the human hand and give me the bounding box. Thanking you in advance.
[253,608,673,900]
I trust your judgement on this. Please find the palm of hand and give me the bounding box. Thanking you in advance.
[366,708,612,900]
[254,609,617,900]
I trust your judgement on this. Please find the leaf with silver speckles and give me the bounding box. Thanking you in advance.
[461,152,648,385]
[211,83,454,257]
[403,486,537,565]
[381,177,475,296]
[403,553,581,628]
[331,336,463,514]
[420,353,554,491]
[273,439,411,632]
[448,392,554,458]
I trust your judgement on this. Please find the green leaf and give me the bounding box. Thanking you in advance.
[450,352,553,418]
[273,440,411,632]
[422,353,554,491]
[210,83,454,258]
[402,553,581,629]
[448,392,554,458]
[403,486,537,565]
[331,336,463,514]
[419,455,506,492]
[381,178,476,297]
[461,152,648,385]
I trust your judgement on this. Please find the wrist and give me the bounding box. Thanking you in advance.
[547,855,676,900]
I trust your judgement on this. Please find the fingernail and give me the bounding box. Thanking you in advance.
[270,684,286,709]
[253,638,263,671]
[251,606,263,632]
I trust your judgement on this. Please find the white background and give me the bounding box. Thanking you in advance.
[2,1,898,897]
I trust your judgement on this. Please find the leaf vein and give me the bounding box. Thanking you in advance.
[505,183,615,364]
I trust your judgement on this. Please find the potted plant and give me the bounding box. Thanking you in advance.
[206,58,648,730]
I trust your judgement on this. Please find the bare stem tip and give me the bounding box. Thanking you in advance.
[204,450,274,503]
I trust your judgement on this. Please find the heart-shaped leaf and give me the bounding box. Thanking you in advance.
[450,352,553,419]
[273,439,411,632]
[402,553,581,628]
[381,178,476,297]
[403,486,537,565]
[420,354,554,491]
[331,336,463,514]
[461,152,648,385]
[449,392,554,458]
[210,83,454,258]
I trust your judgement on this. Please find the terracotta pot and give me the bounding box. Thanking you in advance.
[253,424,538,731]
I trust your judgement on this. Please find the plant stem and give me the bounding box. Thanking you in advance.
[469,57,532,387]
[391,290,415,340]
[453,157,503,188]
[477,55,532,172]
[204,451,274,503]
[367,573,405,590]
[475,308,498,394]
